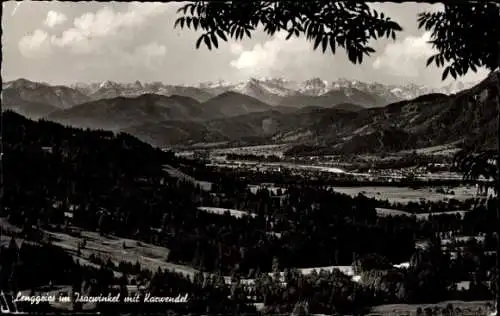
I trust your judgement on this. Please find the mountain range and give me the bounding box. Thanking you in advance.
[2,75,492,154]
[126,73,497,154]
[3,76,477,116]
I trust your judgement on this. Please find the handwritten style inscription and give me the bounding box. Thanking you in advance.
[14,292,189,305]
[14,293,57,304]
[142,293,189,303]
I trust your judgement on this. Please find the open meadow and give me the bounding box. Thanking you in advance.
[331,186,478,203]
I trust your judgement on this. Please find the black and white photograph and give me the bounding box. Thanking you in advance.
[1,1,500,315]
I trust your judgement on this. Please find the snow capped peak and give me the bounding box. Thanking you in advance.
[224,78,298,97]
[300,78,329,96]
[198,80,232,89]
[132,80,143,89]
[70,82,88,89]
[439,81,476,94]
[233,79,262,93]
[99,80,118,89]
[304,77,328,86]
[55,76,481,104]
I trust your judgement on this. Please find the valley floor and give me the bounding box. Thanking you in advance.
[370,300,494,315]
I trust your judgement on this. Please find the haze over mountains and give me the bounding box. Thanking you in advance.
[2,74,491,154]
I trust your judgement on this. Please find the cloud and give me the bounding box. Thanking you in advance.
[372,31,437,77]
[136,42,167,59]
[123,42,167,68]
[51,3,170,53]
[19,3,171,57]
[44,10,67,28]
[229,43,244,55]
[18,29,52,58]
[229,31,314,77]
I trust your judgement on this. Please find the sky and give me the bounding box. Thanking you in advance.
[1,1,490,87]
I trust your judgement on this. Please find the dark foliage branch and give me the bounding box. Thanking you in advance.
[418,2,500,80]
[174,1,403,64]
[174,1,500,81]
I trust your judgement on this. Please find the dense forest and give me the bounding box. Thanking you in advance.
[0,110,498,315]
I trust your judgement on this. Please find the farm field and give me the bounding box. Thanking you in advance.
[248,184,285,195]
[163,164,213,191]
[249,184,478,203]
[209,160,347,174]
[376,208,471,219]
[370,300,494,315]
[197,200,472,223]
[211,144,290,158]
[197,206,257,218]
[330,186,478,203]
[398,143,462,156]
[41,229,198,277]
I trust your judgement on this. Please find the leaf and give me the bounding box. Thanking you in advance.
[228,24,235,36]
[440,55,446,67]
[391,22,403,32]
[368,28,376,39]
[210,33,219,49]
[321,36,328,53]
[417,17,426,29]
[364,46,375,54]
[204,35,212,50]
[286,31,293,40]
[391,31,396,40]
[347,48,356,64]
[442,67,450,81]
[470,63,478,72]
[357,51,363,64]
[244,28,251,39]
[193,18,199,30]
[199,18,207,29]
[304,20,313,36]
[195,36,204,49]
[450,67,457,79]
[216,29,228,42]
[174,18,183,29]
[313,36,322,50]
[426,55,435,67]
[435,55,442,67]
[385,29,392,39]
[333,33,343,47]
[329,36,336,54]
